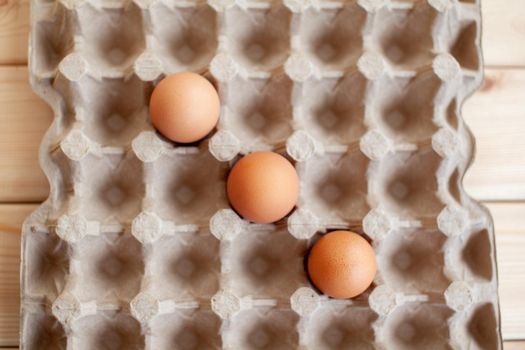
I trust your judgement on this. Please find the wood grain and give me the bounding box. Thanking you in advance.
[505,341,525,350]
[0,66,52,202]
[0,204,36,347]
[463,69,525,201]
[0,0,29,65]
[482,0,525,67]
[490,203,525,340]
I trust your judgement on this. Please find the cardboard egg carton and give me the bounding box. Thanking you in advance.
[23,0,501,348]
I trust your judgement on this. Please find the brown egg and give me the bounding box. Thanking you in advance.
[307,231,376,299]
[227,152,299,224]
[149,72,220,143]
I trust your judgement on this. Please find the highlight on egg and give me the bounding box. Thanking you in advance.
[149,72,220,143]
[307,230,376,299]
[226,151,299,224]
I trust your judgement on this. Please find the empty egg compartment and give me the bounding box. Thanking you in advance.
[378,302,454,350]
[45,74,79,132]
[444,98,461,131]
[443,225,496,284]
[223,307,299,349]
[223,4,291,71]
[376,228,450,294]
[143,150,228,226]
[368,148,444,219]
[220,74,293,150]
[70,310,145,350]
[441,8,481,72]
[143,230,221,301]
[31,1,76,77]
[75,2,146,72]
[296,150,370,226]
[70,152,145,223]
[460,228,494,282]
[449,20,479,72]
[54,75,152,148]
[146,2,218,72]
[368,2,437,70]
[294,72,367,147]
[464,302,500,350]
[43,148,76,221]
[148,308,222,350]
[22,229,70,302]
[367,71,442,144]
[304,304,378,350]
[223,227,307,300]
[296,2,366,71]
[21,306,67,350]
[70,231,144,304]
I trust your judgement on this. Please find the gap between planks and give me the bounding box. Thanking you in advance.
[0,202,524,346]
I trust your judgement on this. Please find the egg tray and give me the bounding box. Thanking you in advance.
[23,0,501,349]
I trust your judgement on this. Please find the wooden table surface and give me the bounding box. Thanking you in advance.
[0,0,524,348]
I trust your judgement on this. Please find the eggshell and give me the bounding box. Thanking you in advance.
[307,231,376,299]
[227,152,299,224]
[149,72,220,143]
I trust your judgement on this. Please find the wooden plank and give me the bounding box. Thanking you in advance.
[0,204,36,347]
[463,68,525,201]
[505,341,525,350]
[0,0,523,66]
[0,0,29,65]
[482,0,525,67]
[0,203,523,345]
[488,203,525,340]
[0,66,52,203]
